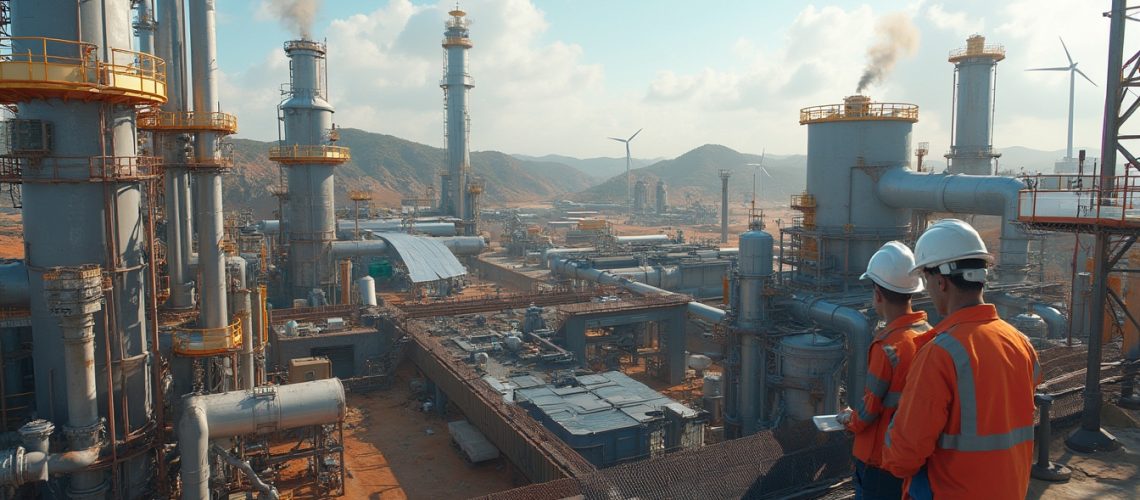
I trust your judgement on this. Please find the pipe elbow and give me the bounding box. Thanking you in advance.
[1031,303,1066,339]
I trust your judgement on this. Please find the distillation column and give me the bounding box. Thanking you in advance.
[946,35,1005,175]
[149,0,198,309]
[269,40,350,300]
[190,0,230,333]
[441,8,474,224]
[0,0,164,495]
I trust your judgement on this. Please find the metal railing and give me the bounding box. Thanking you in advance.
[284,39,326,53]
[268,144,351,163]
[137,110,238,134]
[799,102,918,124]
[948,44,1006,60]
[1017,173,1140,227]
[172,317,243,356]
[0,37,166,103]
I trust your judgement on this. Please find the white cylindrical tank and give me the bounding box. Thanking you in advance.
[474,352,489,365]
[358,276,377,306]
[504,335,522,352]
[283,320,299,338]
[779,333,845,421]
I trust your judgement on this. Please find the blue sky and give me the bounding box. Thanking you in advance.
[212,1,1129,162]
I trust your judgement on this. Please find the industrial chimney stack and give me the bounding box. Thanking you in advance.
[946,35,1005,175]
[441,8,475,230]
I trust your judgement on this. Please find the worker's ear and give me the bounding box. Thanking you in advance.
[872,285,883,304]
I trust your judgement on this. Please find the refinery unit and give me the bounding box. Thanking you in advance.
[0,1,1132,499]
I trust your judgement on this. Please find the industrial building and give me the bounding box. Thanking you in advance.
[0,1,1131,499]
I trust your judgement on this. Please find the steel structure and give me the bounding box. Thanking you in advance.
[441,8,474,226]
[271,39,350,300]
[946,35,1004,175]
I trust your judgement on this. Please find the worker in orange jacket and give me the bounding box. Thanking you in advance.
[882,219,1040,499]
[836,241,930,500]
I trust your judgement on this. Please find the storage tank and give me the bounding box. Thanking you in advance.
[778,333,845,420]
[799,95,917,285]
[358,276,377,306]
[737,230,773,328]
[1012,312,1048,339]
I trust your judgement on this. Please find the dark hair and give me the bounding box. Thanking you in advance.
[925,258,987,292]
[875,283,912,305]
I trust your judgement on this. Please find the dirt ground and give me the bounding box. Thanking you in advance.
[333,365,519,500]
[1028,405,1140,499]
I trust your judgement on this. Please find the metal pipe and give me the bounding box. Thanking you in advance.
[235,289,254,390]
[210,445,279,500]
[550,257,727,322]
[42,266,105,498]
[785,296,873,412]
[442,9,473,221]
[177,379,346,500]
[875,167,1029,282]
[189,0,227,328]
[339,259,352,305]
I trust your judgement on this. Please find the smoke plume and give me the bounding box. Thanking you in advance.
[856,12,919,93]
[267,0,323,39]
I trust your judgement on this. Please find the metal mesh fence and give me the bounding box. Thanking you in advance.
[475,340,1129,500]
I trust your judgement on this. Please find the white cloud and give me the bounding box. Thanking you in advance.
[925,4,981,35]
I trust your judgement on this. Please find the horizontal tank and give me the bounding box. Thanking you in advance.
[800,95,916,284]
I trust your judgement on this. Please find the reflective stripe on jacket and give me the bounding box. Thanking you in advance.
[882,304,1041,499]
[846,311,930,467]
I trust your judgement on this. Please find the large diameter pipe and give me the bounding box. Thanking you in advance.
[875,168,1028,282]
[786,297,873,412]
[178,378,347,500]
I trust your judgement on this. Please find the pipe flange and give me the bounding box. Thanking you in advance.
[18,420,54,452]
[0,447,25,486]
[62,419,105,450]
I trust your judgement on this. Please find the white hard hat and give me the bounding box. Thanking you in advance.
[860,241,924,294]
[909,219,994,280]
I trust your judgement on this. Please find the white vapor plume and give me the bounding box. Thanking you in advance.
[856,12,919,93]
[267,0,323,40]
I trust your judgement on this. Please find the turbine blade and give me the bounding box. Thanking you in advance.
[1075,67,1098,87]
[1025,67,1070,72]
[628,128,643,142]
[1060,36,1073,66]
[608,137,627,143]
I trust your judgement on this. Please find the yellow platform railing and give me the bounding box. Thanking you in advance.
[137,110,237,134]
[0,37,166,104]
[172,317,243,356]
[799,102,918,124]
[268,144,351,164]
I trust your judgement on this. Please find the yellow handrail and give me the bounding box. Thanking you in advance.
[0,37,166,103]
[172,317,243,356]
[799,102,918,124]
[137,110,237,133]
[268,144,351,163]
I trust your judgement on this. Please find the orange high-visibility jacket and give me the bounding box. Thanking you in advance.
[846,311,930,467]
[882,304,1041,499]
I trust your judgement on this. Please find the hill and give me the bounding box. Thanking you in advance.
[572,144,807,207]
[512,154,663,180]
[224,129,595,216]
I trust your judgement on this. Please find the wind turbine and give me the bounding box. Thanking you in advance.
[1026,37,1097,161]
[609,128,643,213]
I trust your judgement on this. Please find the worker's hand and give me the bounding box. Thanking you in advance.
[836,409,853,425]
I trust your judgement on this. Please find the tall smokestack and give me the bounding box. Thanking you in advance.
[719,170,731,244]
[270,39,350,300]
[442,8,474,229]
